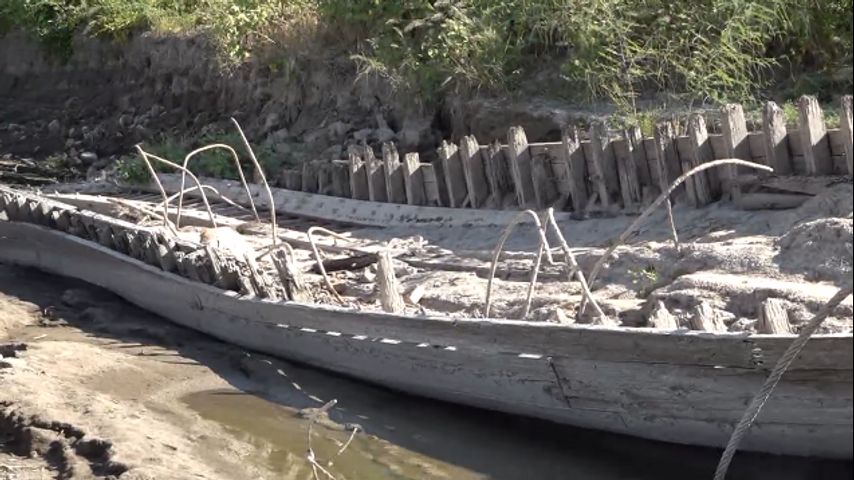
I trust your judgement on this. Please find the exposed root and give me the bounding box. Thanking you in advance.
[178,144,259,228]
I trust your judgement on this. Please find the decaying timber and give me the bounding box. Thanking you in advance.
[1,183,851,461]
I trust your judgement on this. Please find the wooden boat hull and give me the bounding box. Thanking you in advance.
[0,221,851,459]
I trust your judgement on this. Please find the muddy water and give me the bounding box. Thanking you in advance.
[182,383,850,480]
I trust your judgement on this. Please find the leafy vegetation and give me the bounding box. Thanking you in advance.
[3,0,851,110]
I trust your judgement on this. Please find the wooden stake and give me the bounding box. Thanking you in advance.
[686,114,714,205]
[401,152,426,205]
[484,140,513,209]
[347,146,369,200]
[689,302,727,332]
[587,122,612,210]
[561,126,588,214]
[376,247,404,314]
[363,146,387,202]
[720,104,750,198]
[271,247,309,302]
[420,163,442,207]
[458,135,490,208]
[382,142,406,204]
[648,301,679,330]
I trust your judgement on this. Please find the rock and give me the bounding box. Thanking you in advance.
[374,127,395,144]
[326,121,352,141]
[353,128,372,142]
[0,343,27,358]
[80,151,98,165]
[118,114,133,129]
[550,307,573,324]
[47,119,61,137]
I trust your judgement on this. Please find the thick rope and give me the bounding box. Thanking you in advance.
[714,284,853,480]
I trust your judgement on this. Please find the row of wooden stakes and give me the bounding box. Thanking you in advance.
[280,95,854,213]
[0,189,303,301]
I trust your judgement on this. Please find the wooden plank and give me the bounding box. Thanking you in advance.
[719,104,750,198]
[642,137,662,193]
[758,298,792,334]
[420,163,442,207]
[747,133,767,162]
[797,95,833,175]
[316,160,333,196]
[627,127,652,192]
[280,169,302,191]
[735,192,810,211]
[438,141,467,208]
[530,149,558,208]
[612,136,641,210]
[540,144,571,210]
[330,160,350,198]
[841,95,853,175]
[401,152,426,205]
[561,126,588,213]
[458,135,490,208]
[686,114,714,205]
[347,146,369,200]
[762,101,792,175]
[587,123,613,209]
[381,142,406,204]
[484,141,513,209]
[506,126,536,207]
[364,146,387,202]
[675,135,698,206]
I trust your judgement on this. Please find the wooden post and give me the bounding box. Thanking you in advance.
[757,298,792,334]
[720,104,749,198]
[438,140,467,208]
[762,101,792,175]
[420,163,442,207]
[376,247,404,313]
[401,152,426,205]
[271,248,309,302]
[301,162,318,193]
[363,146,387,202]
[686,114,714,205]
[840,95,853,175]
[797,95,832,175]
[561,126,588,214]
[382,142,406,204]
[331,160,351,198]
[530,150,558,209]
[613,135,642,211]
[347,146,369,200]
[506,126,536,207]
[589,122,620,205]
[689,302,727,332]
[458,135,490,208]
[627,126,652,192]
[485,140,512,209]
[587,122,612,210]
[653,123,678,199]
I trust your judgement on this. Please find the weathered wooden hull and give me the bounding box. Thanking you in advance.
[0,220,851,459]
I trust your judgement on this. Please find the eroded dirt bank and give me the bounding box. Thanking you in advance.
[1,263,852,480]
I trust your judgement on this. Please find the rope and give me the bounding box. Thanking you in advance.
[714,284,853,480]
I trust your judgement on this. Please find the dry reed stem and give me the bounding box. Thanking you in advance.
[545,208,608,323]
[484,210,552,318]
[136,146,218,228]
[177,144,259,228]
[231,118,278,247]
[586,159,773,291]
[307,226,354,304]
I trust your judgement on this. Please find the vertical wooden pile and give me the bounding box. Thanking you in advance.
[382,142,407,204]
[438,140,467,208]
[347,145,369,201]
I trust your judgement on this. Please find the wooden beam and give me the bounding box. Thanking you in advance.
[438,140,467,208]
[841,95,853,175]
[762,101,792,175]
[458,135,490,208]
[560,126,588,214]
[797,95,833,175]
[506,126,536,207]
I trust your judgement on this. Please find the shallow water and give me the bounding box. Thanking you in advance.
[183,376,852,480]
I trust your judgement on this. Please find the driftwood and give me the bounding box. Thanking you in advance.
[271,246,309,302]
[689,302,727,332]
[735,193,810,211]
